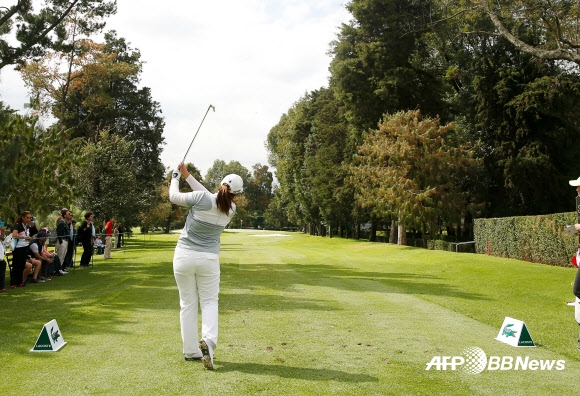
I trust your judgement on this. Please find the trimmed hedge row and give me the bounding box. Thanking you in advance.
[474,212,577,267]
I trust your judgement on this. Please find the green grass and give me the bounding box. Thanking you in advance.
[1,230,579,395]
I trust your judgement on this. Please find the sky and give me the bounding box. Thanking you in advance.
[0,0,351,178]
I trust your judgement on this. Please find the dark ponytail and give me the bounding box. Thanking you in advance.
[216,184,235,214]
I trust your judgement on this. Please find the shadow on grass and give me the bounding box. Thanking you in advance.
[216,361,379,383]
[221,263,489,302]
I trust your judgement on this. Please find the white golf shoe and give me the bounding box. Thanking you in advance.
[199,339,214,370]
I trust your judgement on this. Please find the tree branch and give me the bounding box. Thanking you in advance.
[0,0,26,27]
[0,0,81,70]
[483,2,580,65]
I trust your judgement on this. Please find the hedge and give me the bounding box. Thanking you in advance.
[474,212,577,267]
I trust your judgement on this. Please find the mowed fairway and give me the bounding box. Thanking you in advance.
[1,230,579,395]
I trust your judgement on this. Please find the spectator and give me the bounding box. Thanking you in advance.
[94,235,104,254]
[27,256,44,283]
[42,241,62,277]
[79,212,95,267]
[11,211,33,288]
[118,223,125,247]
[104,216,114,259]
[113,223,119,249]
[55,209,72,273]
[0,224,7,292]
[28,217,39,237]
[29,231,52,282]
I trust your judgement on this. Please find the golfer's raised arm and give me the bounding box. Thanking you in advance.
[178,162,209,192]
[169,165,205,207]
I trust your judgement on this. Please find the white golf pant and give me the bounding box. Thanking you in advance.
[576,297,580,324]
[173,247,220,358]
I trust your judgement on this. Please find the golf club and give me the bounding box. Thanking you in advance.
[182,104,215,163]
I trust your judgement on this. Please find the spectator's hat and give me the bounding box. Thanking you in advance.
[37,231,49,239]
[570,177,580,186]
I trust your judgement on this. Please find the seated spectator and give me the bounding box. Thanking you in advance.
[29,232,53,281]
[27,256,43,283]
[94,235,104,254]
[42,240,58,277]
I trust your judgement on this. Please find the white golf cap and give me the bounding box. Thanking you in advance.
[221,174,244,194]
[570,177,580,186]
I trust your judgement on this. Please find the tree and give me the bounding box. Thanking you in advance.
[329,0,449,136]
[0,104,80,222]
[20,31,166,192]
[0,0,116,70]
[76,130,142,225]
[244,163,273,228]
[349,110,480,243]
[431,3,580,216]
[264,187,295,230]
[266,93,324,234]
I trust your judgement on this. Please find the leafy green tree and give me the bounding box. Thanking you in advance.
[21,31,166,194]
[349,110,480,243]
[264,187,295,229]
[432,4,580,216]
[76,130,142,225]
[0,104,80,221]
[267,93,324,234]
[244,163,273,228]
[329,0,449,136]
[0,0,116,70]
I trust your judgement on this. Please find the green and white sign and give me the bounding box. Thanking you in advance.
[30,319,67,352]
[495,316,535,347]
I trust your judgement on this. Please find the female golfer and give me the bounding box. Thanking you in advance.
[169,162,243,369]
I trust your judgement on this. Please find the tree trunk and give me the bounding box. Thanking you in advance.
[397,210,406,245]
[369,220,377,242]
[398,223,406,245]
[389,219,397,243]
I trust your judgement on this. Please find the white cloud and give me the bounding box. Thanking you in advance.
[0,0,351,178]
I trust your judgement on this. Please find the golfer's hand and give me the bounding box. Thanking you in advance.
[177,162,190,179]
[575,224,580,231]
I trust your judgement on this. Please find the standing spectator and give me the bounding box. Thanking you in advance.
[113,223,120,249]
[66,219,77,268]
[55,209,72,273]
[118,223,125,247]
[28,217,39,237]
[11,211,33,287]
[0,224,7,292]
[104,216,114,259]
[79,212,95,267]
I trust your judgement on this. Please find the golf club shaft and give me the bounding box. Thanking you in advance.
[182,104,215,163]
